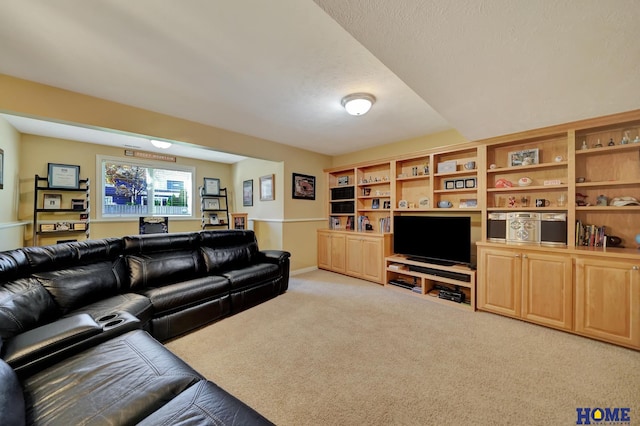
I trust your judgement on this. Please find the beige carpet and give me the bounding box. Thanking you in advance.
[165,270,640,425]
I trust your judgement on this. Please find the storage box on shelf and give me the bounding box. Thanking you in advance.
[432,147,481,211]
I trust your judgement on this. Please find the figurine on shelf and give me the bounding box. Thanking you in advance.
[620,131,630,145]
[596,195,608,206]
[608,138,615,146]
[576,193,589,206]
[580,140,589,150]
[594,139,603,148]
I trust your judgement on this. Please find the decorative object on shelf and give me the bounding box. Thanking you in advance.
[383,200,391,209]
[594,139,603,148]
[55,222,71,231]
[554,155,563,162]
[635,234,640,247]
[231,213,248,230]
[454,180,464,189]
[398,199,408,209]
[203,177,220,196]
[40,224,55,232]
[459,199,477,208]
[596,195,608,206]
[520,196,530,207]
[580,140,588,150]
[337,176,349,185]
[437,160,457,173]
[48,163,80,189]
[508,148,539,167]
[0,148,4,190]
[423,165,429,175]
[362,187,371,196]
[71,199,85,210]
[437,200,453,208]
[620,131,630,144]
[43,193,62,209]
[576,177,586,183]
[609,196,640,206]
[292,173,315,200]
[489,163,497,169]
[464,161,476,170]
[444,180,455,190]
[517,176,533,187]
[418,197,429,208]
[606,235,623,247]
[495,178,513,188]
[508,196,517,208]
[608,138,616,146]
[576,193,588,206]
[209,213,219,225]
[544,179,562,186]
[260,174,275,201]
[72,222,87,231]
[633,136,640,143]
[371,199,380,209]
[557,194,567,207]
[464,178,477,188]
[204,198,220,210]
[535,198,550,207]
[243,179,253,206]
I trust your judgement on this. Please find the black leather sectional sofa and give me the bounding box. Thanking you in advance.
[0,230,290,425]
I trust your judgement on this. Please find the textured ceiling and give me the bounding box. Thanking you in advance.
[0,1,639,158]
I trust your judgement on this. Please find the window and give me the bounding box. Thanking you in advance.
[98,156,194,218]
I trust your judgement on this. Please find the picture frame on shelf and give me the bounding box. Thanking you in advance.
[444,180,455,190]
[209,213,219,225]
[43,193,62,209]
[459,199,478,208]
[48,163,80,189]
[455,180,465,189]
[371,198,380,209]
[260,174,275,201]
[243,179,253,206]
[72,222,87,231]
[508,148,539,167]
[71,199,85,210]
[464,178,477,188]
[202,177,220,196]
[204,198,220,210]
[40,224,55,232]
[292,172,316,200]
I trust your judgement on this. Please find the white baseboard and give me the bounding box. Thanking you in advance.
[291,266,318,276]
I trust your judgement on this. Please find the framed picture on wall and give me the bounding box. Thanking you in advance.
[260,174,275,201]
[243,179,253,206]
[292,173,315,200]
[48,163,80,189]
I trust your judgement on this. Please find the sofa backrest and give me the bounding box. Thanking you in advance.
[123,232,205,289]
[199,230,260,273]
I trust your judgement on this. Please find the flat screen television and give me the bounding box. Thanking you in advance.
[393,215,472,266]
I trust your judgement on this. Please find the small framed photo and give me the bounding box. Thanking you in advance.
[71,199,85,210]
[455,179,465,189]
[43,193,62,209]
[508,148,539,167]
[460,199,478,208]
[203,177,220,196]
[383,200,391,209]
[243,179,253,206]
[48,163,80,189]
[260,174,275,201]
[40,224,55,232]
[292,173,316,200]
[444,180,455,190]
[209,213,219,225]
[465,178,477,188]
[72,222,87,231]
[204,198,220,210]
[371,198,380,209]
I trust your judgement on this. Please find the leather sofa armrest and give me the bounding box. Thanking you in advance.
[3,314,101,371]
[259,250,291,265]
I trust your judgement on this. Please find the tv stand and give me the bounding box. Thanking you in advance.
[385,255,476,311]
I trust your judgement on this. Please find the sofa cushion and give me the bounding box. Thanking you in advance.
[123,232,200,254]
[138,380,274,426]
[21,239,124,273]
[223,263,280,290]
[0,250,30,282]
[199,230,260,273]
[140,275,230,315]
[0,278,58,339]
[34,257,129,314]
[0,359,25,426]
[23,330,202,425]
[127,250,204,289]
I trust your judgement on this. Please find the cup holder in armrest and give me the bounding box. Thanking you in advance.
[103,318,126,328]
[98,314,119,322]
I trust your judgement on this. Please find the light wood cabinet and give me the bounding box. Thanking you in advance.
[478,246,573,330]
[317,230,346,274]
[575,256,640,349]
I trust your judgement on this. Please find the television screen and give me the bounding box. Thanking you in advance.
[393,215,471,266]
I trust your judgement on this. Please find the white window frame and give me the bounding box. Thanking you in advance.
[96,155,196,220]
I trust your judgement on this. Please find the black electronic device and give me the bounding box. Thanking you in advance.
[407,264,471,282]
[388,279,415,290]
[438,289,465,303]
[393,216,472,266]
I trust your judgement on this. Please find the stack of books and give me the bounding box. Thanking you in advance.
[576,221,606,247]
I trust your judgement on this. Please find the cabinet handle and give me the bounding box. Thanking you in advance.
[514,254,520,258]
[633,266,639,271]
[522,254,528,259]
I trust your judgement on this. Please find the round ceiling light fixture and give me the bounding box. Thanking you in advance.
[150,139,172,149]
[341,93,376,116]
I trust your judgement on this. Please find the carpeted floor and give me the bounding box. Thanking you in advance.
[165,269,640,426]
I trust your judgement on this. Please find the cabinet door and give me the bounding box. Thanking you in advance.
[575,257,640,348]
[521,252,573,330]
[478,247,521,317]
[317,232,332,270]
[330,233,346,274]
[345,236,364,277]
[361,237,383,283]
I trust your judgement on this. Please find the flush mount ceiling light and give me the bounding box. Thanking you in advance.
[150,139,172,149]
[341,93,376,116]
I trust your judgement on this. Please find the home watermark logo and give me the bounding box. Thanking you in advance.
[576,407,631,424]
